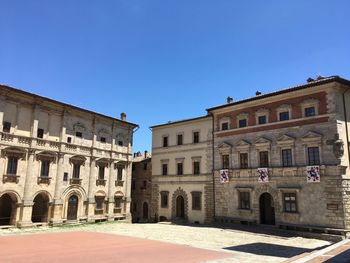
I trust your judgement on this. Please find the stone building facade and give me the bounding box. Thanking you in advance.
[0,84,137,227]
[207,76,350,234]
[131,151,152,223]
[151,116,214,224]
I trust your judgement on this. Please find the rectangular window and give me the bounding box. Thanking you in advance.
[100,137,106,143]
[240,153,248,169]
[98,165,105,180]
[283,193,297,212]
[95,197,104,210]
[193,131,199,143]
[37,128,44,139]
[76,132,82,138]
[7,156,18,175]
[177,134,183,145]
[160,192,168,208]
[305,107,316,117]
[279,111,290,121]
[240,192,250,209]
[177,162,183,175]
[193,161,200,175]
[162,163,168,176]
[163,136,168,147]
[67,137,72,143]
[114,197,122,208]
[192,192,202,210]
[259,151,269,167]
[308,147,320,165]
[117,167,123,181]
[3,121,11,133]
[63,172,68,181]
[72,163,80,178]
[40,160,50,177]
[258,115,267,125]
[221,122,229,130]
[222,154,229,169]
[118,140,123,146]
[238,119,247,128]
[282,149,293,167]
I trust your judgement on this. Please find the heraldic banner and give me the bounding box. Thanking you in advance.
[257,168,269,182]
[220,169,229,183]
[306,166,320,182]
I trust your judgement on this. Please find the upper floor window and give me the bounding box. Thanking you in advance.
[72,163,81,178]
[7,156,18,175]
[114,197,122,209]
[3,121,11,133]
[222,154,229,169]
[177,162,183,175]
[282,149,293,167]
[259,151,269,167]
[301,98,319,118]
[304,106,316,117]
[117,167,123,181]
[163,136,168,147]
[283,193,297,213]
[240,153,248,169]
[258,115,267,125]
[277,104,292,121]
[193,131,199,143]
[67,137,72,143]
[98,165,105,180]
[238,119,247,128]
[221,122,229,131]
[177,134,183,145]
[162,163,168,176]
[100,137,106,143]
[308,147,320,165]
[76,132,83,138]
[37,128,44,139]
[40,160,50,177]
[118,140,123,146]
[193,161,200,175]
[279,111,290,121]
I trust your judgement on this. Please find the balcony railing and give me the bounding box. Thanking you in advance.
[70,178,82,185]
[3,174,20,183]
[96,179,106,186]
[115,180,124,187]
[37,176,51,185]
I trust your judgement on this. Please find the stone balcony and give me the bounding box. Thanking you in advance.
[96,179,106,186]
[115,180,124,187]
[3,174,20,183]
[37,176,51,185]
[70,178,82,185]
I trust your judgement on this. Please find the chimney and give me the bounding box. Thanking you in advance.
[120,112,126,121]
[255,91,262,96]
[137,151,141,157]
[307,77,315,83]
[227,96,233,103]
[144,150,148,158]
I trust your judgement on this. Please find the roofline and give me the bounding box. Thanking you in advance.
[0,84,139,128]
[206,76,350,112]
[150,115,211,129]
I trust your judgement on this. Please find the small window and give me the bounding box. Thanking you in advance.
[63,172,68,181]
[308,147,320,165]
[114,197,122,208]
[305,106,316,117]
[40,160,50,177]
[162,163,168,176]
[163,136,168,147]
[98,165,105,180]
[279,111,290,121]
[238,119,247,128]
[240,153,248,169]
[3,121,11,133]
[100,137,106,143]
[221,122,229,131]
[239,192,250,209]
[283,193,297,212]
[118,140,123,146]
[258,115,267,125]
[193,161,200,175]
[222,154,229,169]
[259,151,269,167]
[72,163,80,178]
[177,162,183,175]
[95,196,104,210]
[177,134,183,145]
[67,137,72,143]
[193,132,199,143]
[192,192,202,210]
[76,132,82,138]
[143,162,147,170]
[160,192,168,208]
[37,128,44,139]
[117,167,123,181]
[7,156,18,175]
[282,149,293,167]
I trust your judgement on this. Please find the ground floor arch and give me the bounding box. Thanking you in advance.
[32,192,50,223]
[0,193,18,226]
[259,192,275,225]
[67,194,79,220]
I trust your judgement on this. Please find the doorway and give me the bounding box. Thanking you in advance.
[259,193,275,225]
[0,194,15,225]
[32,193,49,223]
[176,196,185,218]
[67,195,78,220]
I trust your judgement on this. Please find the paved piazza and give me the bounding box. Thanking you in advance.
[0,222,332,262]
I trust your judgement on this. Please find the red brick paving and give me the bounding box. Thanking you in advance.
[0,231,233,263]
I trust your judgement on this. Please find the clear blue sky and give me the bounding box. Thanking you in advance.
[1,0,349,153]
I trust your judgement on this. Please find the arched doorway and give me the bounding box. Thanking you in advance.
[67,195,78,220]
[259,193,275,225]
[143,202,148,219]
[32,193,50,223]
[176,196,185,218]
[0,194,17,225]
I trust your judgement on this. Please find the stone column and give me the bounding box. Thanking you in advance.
[107,159,115,220]
[50,153,65,225]
[87,157,96,222]
[18,149,36,228]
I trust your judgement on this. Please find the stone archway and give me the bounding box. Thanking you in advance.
[0,193,18,226]
[254,185,279,225]
[67,195,79,220]
[32,193,50,223]
[171,188,188,220]
[259,192,275,225]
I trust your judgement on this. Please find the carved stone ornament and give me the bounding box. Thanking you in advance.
[333,137,344,158]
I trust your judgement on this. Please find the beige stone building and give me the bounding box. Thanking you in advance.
[0,84,137,227]
[207,76,350,235]
[131,151,152,223]
[150,116,213,224]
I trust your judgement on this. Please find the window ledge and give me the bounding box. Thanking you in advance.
[3,174,20,183]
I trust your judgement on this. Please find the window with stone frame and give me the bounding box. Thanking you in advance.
[258,115,267,125]
[95,196,105,210]
[193,161,200,175]
[37,128,44,139]
[40,160,50,177]
[279,111,290,121]
[304,106,316,117]
[160,191,169,208]
[221,122,229,131]
[238,119,247,128]
[283,193,297,212]
[72,163,81,178]
[277,104,292,121]
[75,131,83,138]
[191,191,202,210]
[63,172,68,181]
[163,136,168,147]
[259,151,269,167]
[239,192,250,209]
[222,154,230,169]
[193,131,200,143]
[240,153,248,169]
[114,197,122,208]
[177,134,183,145]
[301,99,319,118]
[307,147,320,165]
[100,136,106,143]
[117,167,123,181]
[98,165,105,180]
[282,149,293,167]
[177,162,183,175]
[3,121,11,133]
[7,156,18,175]
[162,163,168,176]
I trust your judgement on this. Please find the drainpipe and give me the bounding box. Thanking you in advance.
[210,112,216,221]
[342,88,350,171]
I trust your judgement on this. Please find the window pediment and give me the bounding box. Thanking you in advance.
[301,131,322,142]
[277,134,295,145]
[1,147,26,159]
[36,151,57,162]
[69,155,86,165]
[218,142,232,154]
[235,139,251,149]
[255,137,271,146]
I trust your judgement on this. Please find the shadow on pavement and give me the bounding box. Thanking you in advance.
[325,248,350,263]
